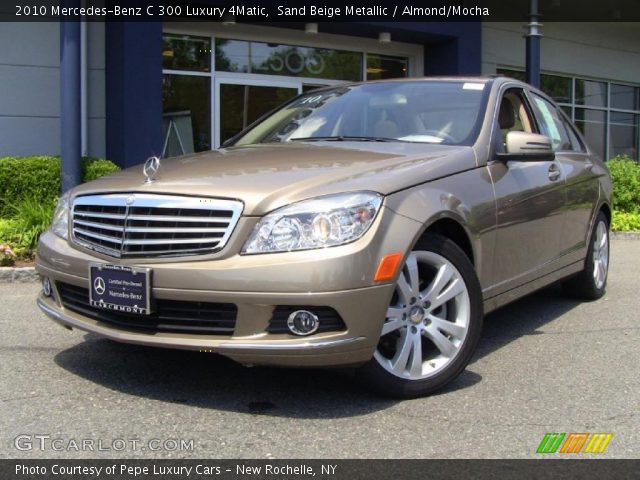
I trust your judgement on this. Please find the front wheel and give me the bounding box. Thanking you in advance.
[357,235,483,398]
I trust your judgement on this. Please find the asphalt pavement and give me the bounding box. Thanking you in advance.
[1,239,638,459]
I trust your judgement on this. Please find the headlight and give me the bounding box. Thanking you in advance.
[51,191,71,240]
[242,192,382,254]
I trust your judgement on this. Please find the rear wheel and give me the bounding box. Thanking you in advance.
[357,235,483,398]
[562,211,609,300]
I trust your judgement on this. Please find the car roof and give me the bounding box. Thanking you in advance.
[305,75,534,92]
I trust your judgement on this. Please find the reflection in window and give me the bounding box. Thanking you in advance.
[215,39,362,81]
[231,82,488,147]
[162,34,211,72]
[497,68,525,81]
[610,84,639,111]
[366,55,408,80]
[541,74,572,104]
[219,84,299,145]
[162,75,211,155]
[609,112,638,159]
[531,94,572,151]
[497,67,640,161]
[575,108,606,159]
[575,79,607,107]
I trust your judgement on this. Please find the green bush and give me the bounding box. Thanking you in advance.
[8,196,57,251]
[607,155,640,214]
[611,211,640,232]
[0,155,120,217]
[83,157,121,182]
[0,156,59,217]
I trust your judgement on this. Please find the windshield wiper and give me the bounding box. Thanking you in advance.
[289,136,406,143]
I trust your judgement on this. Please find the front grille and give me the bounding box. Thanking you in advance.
[57,282,237,335]
[72,193,243,258]
[267,306,347,334]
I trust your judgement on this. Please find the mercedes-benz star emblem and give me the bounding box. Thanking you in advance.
[126,194,136,205]
[143,156,161,184]
[93,277,106,295]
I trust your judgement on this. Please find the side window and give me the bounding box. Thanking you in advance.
[560,113,586,152]
[530,93,573,151]
[495,88,536,152]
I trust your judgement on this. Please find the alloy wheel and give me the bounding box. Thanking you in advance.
[592,220,609,290]
[374,251,471,380]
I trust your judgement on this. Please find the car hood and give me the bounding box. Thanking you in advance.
[73,142,477,215]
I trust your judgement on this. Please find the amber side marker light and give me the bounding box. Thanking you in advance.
[374,252,403,282]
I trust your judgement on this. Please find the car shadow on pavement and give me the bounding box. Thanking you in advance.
[472,283,582,363]
[54,336,401,417]
[53,284,580,415]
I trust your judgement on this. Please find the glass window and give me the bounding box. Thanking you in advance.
[230,81,489,147]
[162,75,211,155]
[575,108,606,159]
[215,39,363,81]
[610,84,639,111]
[162,34,211,72]
[609,112,639,159]
[575,79,607,107]
[562,117,585,152]
[496,67,640,160]
[497,68,525,82]
[366,54,408,80]
[541,74,572,104]
[531,94,572,151]
[219,84,299,146]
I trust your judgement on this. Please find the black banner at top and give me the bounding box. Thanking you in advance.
[4,0,640,22]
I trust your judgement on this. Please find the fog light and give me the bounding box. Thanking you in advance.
[42,277,52,297]
[287,310,320,336]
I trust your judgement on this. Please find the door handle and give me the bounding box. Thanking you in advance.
[548,164,561,182]
[584,161,594,171]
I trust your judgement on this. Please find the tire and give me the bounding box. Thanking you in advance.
[357,234,483,398]
[562,211,610,301]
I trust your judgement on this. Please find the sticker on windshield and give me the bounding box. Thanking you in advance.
[463,83,485,91]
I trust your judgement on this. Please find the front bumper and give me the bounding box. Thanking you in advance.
[36,291,384,367]
[35,206,420,367]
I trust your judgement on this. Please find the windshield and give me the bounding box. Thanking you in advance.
[229,80,490,147]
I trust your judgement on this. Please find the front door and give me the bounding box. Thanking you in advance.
[528,92,600,259]
[215,77,301,148]
[488,87,566,294]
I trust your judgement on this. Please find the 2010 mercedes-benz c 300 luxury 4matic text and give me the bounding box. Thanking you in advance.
[37,77,612,397]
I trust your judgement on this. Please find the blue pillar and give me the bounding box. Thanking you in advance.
[525,0,542,88]
[422,24,482,76]
[106,23,163,168]
[60,15,82,193]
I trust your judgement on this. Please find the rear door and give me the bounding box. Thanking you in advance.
[528,92,600,261]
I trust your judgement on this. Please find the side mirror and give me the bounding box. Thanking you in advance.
[499,132,555,161]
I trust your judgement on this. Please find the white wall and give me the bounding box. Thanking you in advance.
[482,22,640,85]
[0,22,106,158]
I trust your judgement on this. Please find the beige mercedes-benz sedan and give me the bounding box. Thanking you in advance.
[37,77,611,397]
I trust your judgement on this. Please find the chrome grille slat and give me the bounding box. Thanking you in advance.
[74,220,125,232]
[126,214,232,223]
[71,193,243,258]
[124,238,221,246]
[74,211,127,220]
[125,226,227,233]
[74,228,123,245]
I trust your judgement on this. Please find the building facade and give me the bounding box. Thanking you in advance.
[1,20,638,169]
